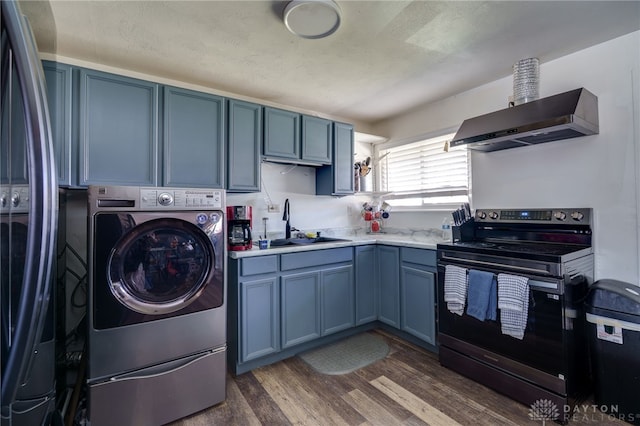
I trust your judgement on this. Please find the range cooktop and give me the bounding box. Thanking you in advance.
[438,240,593,263]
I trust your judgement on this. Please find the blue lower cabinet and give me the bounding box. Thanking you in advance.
[355,245,377,325]
[377,246,437,345]
[378,246,400,328]
[401,265,436,344]
[230,245,437,374]
[281,271,321,348]
[321,265,354,335]
[240,277,280,362]
[400,247,437,345]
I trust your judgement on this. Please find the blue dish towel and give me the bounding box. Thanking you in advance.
[466,269,497,321]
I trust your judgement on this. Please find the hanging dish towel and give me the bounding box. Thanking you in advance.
[466,269,497,321]
[444,265,468,315]
[497,273,530,339]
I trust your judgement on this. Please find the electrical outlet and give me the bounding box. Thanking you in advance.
[267,204,280,213]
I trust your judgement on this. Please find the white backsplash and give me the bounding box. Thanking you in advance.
[227,162,449,240]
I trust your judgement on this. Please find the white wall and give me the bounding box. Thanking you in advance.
[226,162,370,238]
[226,138,381,238]
[372,31,640,285]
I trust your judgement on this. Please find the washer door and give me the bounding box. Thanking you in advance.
[107,218,214,315]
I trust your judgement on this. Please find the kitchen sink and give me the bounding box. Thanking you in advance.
[268,237,351,247]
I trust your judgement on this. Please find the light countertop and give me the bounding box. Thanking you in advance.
[227,233,442,259]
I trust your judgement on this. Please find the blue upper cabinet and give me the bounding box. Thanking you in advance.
[1,56,28,184]
[332,122,354,194]
[57,63,226,188]
[42,61,74,187]
[263,107,300,161]
[316,121,354,196]
[301,115,332,164]
[164,86,225,188]
[79,69,159,186]
[227,100,262,192]
[45,61,352,190]
[263,107,332,166]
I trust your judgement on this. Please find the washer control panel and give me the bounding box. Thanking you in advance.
[140,188,223,209]
[91,186,226,214]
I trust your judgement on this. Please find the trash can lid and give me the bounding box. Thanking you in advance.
[586,279,640,317]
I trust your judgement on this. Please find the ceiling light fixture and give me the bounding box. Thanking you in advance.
[283,0,342,39]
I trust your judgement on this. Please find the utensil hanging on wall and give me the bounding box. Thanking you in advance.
[359,157,371,177]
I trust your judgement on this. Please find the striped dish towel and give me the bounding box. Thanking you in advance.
[444,265,468,316]
[497,273,530,339]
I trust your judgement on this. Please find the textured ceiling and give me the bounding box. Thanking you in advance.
[19,1,640,126]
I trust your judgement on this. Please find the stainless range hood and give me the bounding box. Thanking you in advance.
[450,88,598,152]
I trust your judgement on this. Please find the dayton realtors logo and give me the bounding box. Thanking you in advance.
[528,399,632,424]
[528,399,560,425]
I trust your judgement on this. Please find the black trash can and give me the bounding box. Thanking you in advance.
[585,279,640,425]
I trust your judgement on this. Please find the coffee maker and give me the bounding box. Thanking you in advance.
[227,206,252,251]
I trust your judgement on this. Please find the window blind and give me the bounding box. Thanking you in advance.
[379,133,469,206]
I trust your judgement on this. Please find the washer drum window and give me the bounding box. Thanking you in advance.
[107,219,213,315]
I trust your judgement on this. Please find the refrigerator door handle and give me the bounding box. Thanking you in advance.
[0,0,57,409]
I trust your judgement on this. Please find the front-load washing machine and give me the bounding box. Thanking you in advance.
[87,185,226,426]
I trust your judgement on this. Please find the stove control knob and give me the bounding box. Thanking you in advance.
[554,211,567,221]
[489,211,499,220]
[158,192,174,206]
[11,191,21,208]
[476,211,487,219]
[571,211,584,221]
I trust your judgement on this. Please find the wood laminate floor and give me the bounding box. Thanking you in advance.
[170,330,624,426]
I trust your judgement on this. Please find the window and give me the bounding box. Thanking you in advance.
[377,132,469,209]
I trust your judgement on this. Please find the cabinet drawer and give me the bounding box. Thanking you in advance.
[241,256,278,276]
[401,248,436,267]
[281,248,352,271]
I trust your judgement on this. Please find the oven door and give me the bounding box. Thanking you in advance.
[437,261,587,395]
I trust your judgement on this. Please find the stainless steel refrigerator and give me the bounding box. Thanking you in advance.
[1,0,59,424]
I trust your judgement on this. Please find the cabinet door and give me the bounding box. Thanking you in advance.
[281,271,320,348]
[43,61,74,187]
[355,245,377,325]
[227,100,261,192]
[79,69,159,186]
[316,121,354,195]
[377,246,400,328]
[1,57,28,184]
[333,122,355,194]
[301,115,332,164]
[240,278,280,362]
[263,107,300,160]
[163,86,225,188]
[321,265,354,335]
[401,266,436,344]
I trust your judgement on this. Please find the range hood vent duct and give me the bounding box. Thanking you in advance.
[450,88,599,152]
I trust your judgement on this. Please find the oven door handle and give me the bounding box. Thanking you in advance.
[438,255,552,277]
